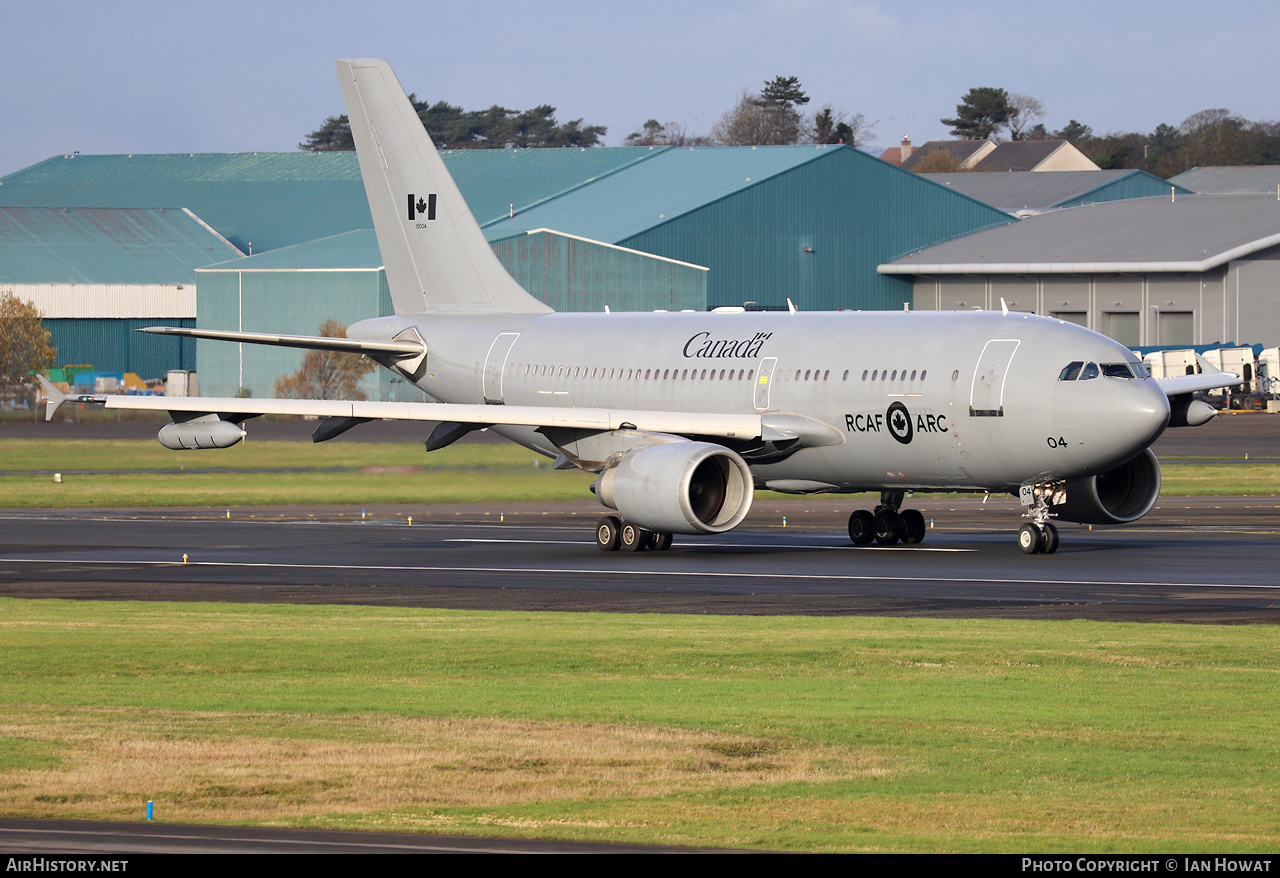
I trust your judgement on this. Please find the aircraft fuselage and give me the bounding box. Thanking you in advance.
[352,308,1171,495]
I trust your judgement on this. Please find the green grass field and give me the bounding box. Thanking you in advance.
[1,439,1276,507]
[1,598,1276,852]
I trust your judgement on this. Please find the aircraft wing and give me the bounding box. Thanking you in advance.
[38,377,775,442]
[1154,372,1241,397]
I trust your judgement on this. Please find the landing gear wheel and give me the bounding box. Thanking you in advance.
[1042,522,1059,554]
[873,509,903,545]
[596,516,622,552]
[848,510,875,545]
[1018,523,1044,554]
[620,523,650,552]
[653,532,673,552]
[900,509,926,545]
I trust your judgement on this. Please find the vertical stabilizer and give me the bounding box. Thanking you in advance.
[336,59,552,315]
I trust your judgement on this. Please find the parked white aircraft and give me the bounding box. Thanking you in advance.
[40,59,1237,554]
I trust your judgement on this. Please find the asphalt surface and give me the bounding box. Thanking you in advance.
[2,493,1278,623]
[0,817,734,854]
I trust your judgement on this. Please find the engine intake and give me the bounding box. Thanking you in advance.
[1054,447,1161,525]
[595,442,754,535]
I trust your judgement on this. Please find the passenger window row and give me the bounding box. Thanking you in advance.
[506,364,934,384]
[861,369,928,382]
[512,364,755,381]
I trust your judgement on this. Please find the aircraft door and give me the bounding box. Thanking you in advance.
[482,332,520,404]
[754,357,777,410]
[969,339,1020,417]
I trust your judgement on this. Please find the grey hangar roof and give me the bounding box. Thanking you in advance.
[916,170,1190,214]
[1168,166,1280,195]
[879,194,1280,276]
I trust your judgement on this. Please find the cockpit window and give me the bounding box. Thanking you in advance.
[1059,361,1083,381]
[1101,363,1135,379]
[1131,361,1150,378]
[1079,362,1100,380]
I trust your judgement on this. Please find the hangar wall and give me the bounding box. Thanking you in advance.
[489,230,707,313]
[618,148,1012,311]
[908,260,1273,348]
[195,267,392,399]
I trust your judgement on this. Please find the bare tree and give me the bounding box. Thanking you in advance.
[625,119,712,147]
[910,150,965,173]
[810,105,877,147]
[1007,94,1045,141]
[0,293,56,404]
[274,320,374,401]
[711,90,804,145]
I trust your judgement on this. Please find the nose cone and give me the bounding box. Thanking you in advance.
[1100,379,1171,462]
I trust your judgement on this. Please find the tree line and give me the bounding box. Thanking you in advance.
[939,87,1280,178]
[300,95,607,150]
[300,76,875,152]
[301,80,1279,178]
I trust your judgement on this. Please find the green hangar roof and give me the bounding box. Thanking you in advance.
[201,229,383,271]
[0,153,368,256]
[0,149,659,256]
[439,146,660,224]
[483,144,1014,310]
[0,206,242,284]
[484,145,836,241]
[2,146,1014,312]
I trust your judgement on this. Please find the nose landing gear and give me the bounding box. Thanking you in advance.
[1018,480,1064,554]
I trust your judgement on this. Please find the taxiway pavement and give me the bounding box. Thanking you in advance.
[2,495,1277,624]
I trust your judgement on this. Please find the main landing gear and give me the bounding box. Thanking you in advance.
[848,491,926,547]
[595,515,673,553]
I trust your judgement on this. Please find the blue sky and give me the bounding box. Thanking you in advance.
[4,0,1278,176]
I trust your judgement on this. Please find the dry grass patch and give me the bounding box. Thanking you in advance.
[0,706,891,824]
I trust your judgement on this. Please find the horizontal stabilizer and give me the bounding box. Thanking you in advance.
[141,326,424,358]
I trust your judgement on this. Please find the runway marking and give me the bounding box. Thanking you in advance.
[1,557,1276,591]
[446,538,974,552]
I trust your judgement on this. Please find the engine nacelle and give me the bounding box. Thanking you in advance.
[595,442,754,535]
[1054,447,1161,525]
[1169,395,1217,428]
[158,415,246,450]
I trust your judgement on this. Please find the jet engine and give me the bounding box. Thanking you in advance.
[158,415,246,450]
[595,442,754,535]
[1054,447,1161,525]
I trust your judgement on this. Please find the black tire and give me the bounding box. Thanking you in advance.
[873,509,903,545]
[900,509,926,545]
[653,532,673,551]
[596,516,621,552]
[621,523,648,552]
[1043,522,1059,554]
[848,510,875,545]
[1018,523,1043,554]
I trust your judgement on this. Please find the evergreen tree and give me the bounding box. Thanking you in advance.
[941,88,1013,141]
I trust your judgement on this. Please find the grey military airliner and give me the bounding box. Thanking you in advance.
[40,59,1237,555]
